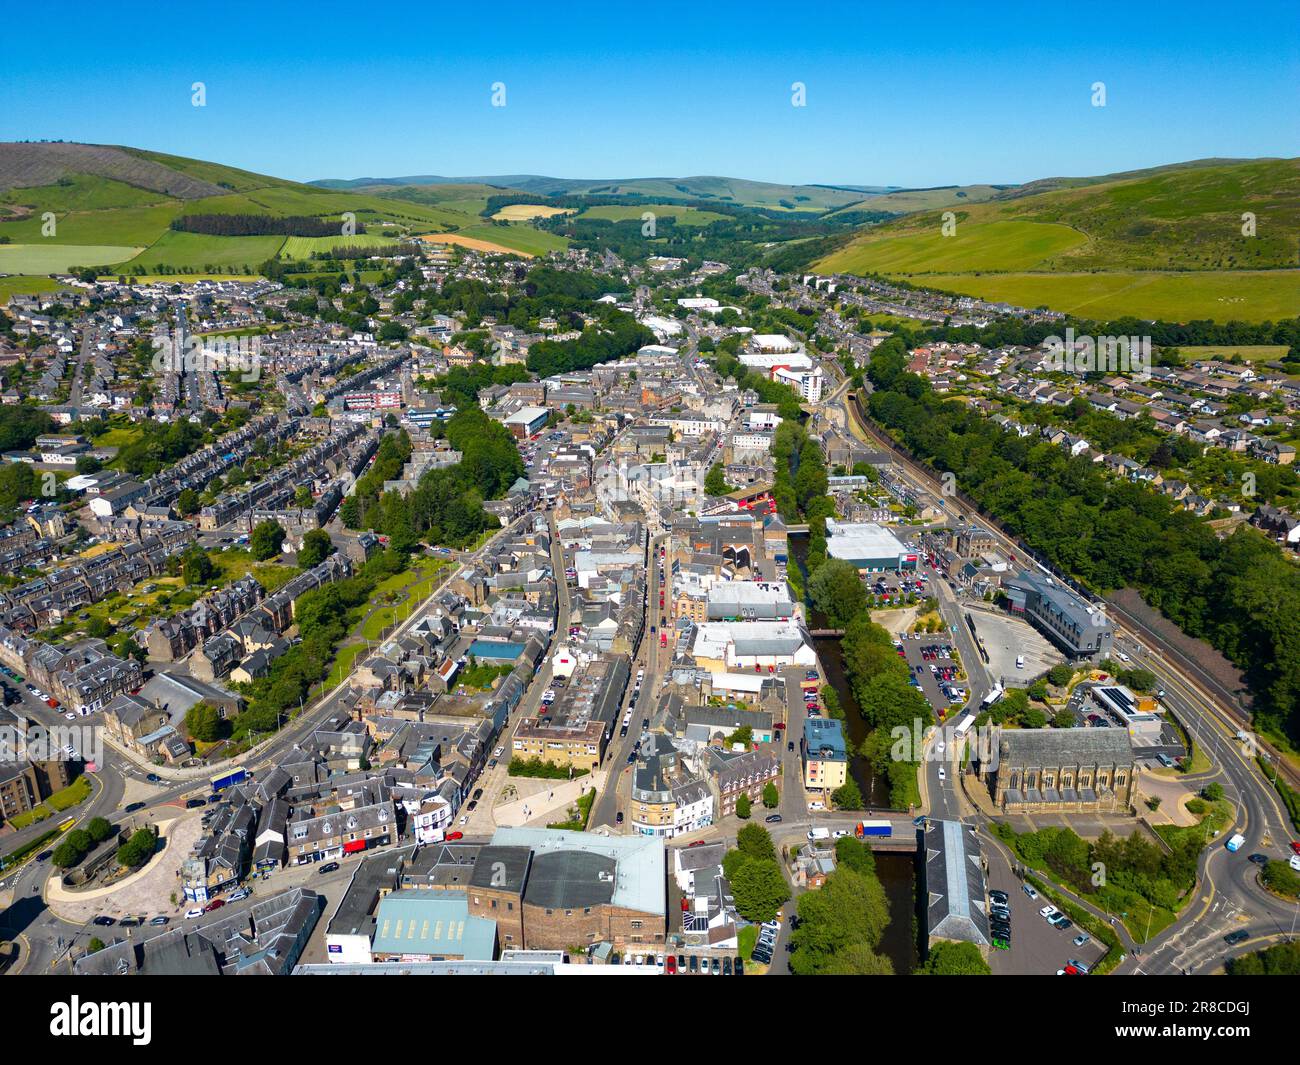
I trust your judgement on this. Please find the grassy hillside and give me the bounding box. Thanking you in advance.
[818,157,1300,321]
[316,172,867,213]
[579,203,729,226]
[825,183,1015,216]
[0,143,567,276]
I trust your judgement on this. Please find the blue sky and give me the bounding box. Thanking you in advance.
[2,0,1295,187]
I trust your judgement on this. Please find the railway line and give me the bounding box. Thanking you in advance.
[842,387,1300,796]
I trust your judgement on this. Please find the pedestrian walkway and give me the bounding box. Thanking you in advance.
[493,773,605,828]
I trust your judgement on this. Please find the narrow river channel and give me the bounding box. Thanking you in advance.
[787,531,919,973]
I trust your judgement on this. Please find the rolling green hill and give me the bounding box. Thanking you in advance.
[315,172,868,213]
[0,143,565,275]
[817,157,1300,321]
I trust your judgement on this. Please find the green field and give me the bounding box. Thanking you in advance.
[913,270,1300,323]
[114,230,287,272]
[280,233,404,258]
[1173,344,1291,362]
[0,203,178,246]
[580,202,729,226]
[819,219,1087,273]
[0,243,143,273]
[0,275,60,303]
[825,183,1013,216]
[455,223,569,255]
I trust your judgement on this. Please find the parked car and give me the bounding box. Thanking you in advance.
[1039,905,1060,920]
[92,915,116,927]
[229,888,251,902]
[204,898,225,913]
[318,861,340,874]
[1073,933,1091,947]
[989,889,1009,905]
[149,916,169,926]
[185,798,206,809]
[1022,884,1039,900]
[184,908,205,920]
[615,811,624,825]
[765,814,782,824]
[445,831,463,841]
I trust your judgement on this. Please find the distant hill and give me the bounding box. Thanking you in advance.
[816,157,1300,322]
[313,173,868,213]
[0,142,566,277]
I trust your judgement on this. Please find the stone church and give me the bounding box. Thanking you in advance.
[978,728,1137,814]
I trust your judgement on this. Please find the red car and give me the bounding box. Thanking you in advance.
[204,898,225,913]
[445,831,463,841]
[1291,841,1300,856]
[665,954,677,974]
[688,839,708,848]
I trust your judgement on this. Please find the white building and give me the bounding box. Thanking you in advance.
[773,364,824,404]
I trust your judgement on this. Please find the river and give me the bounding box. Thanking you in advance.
[788,531,919,973]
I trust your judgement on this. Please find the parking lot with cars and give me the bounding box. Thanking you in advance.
[896,634,966,720]
[985,855,1108,976]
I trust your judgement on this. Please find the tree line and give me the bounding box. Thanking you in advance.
[172,214,367,237]
[864,334,1300,744]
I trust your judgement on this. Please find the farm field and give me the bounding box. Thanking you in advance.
[491,204,572,221]
[1173,344,1290,362]
[419,224,568,257]
[818,219,1088,273]
[0,203,177,245]
[580,202,728,226]
[280,233,404,258]
[910,269,1300,324]
[114,230,287,272]
[457,223,568,254]
[0,275,59,303]
[0,243,143,273]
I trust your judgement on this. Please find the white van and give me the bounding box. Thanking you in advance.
[1015,655,1025,669]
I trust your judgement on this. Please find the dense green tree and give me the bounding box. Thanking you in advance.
[736,823,777,863]
[184,702,223,743]
[704,462,734,497]
[297,528,333,568]
[832,779,864,810]
[250,520,286,560]
[728,855,789,922]
[920,941,992,975]
[809,558,869,628]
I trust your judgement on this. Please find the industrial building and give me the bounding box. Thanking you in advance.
[825,519,916,572]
